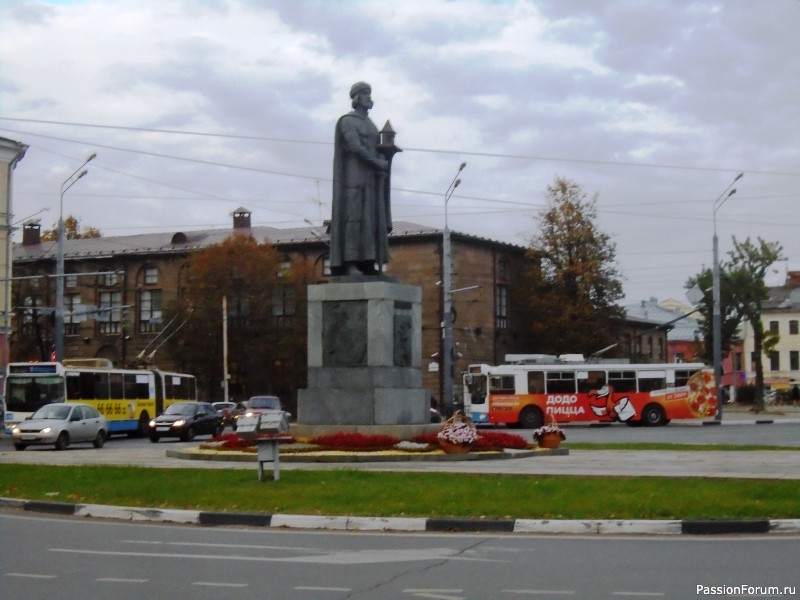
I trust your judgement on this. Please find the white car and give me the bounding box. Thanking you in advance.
[11,403,108,451]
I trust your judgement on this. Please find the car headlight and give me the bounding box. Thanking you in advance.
[245,411,255,418]
[149,419,157,428]
[11,426,20,435]
[41,427,52,434]
[173,419,186,427]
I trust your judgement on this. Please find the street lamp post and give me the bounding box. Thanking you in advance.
[54,153,96,362]
[712,172,743,422]
[442,162,466,417]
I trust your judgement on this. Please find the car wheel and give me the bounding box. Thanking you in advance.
[214,424,224,437]
[182,426,195,442]
[93,430,107,448]
[13,443,26,451]
[641,403,667,426]
[54,431,69,451]
[149,434,160,443]
[518,406,544,429]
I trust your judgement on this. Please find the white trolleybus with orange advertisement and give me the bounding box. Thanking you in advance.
[463,354,718,428]
[3,359,197,436]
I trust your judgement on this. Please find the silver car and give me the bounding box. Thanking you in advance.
[11,403,108,451]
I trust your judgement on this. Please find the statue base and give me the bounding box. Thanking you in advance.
[297,279,429,426]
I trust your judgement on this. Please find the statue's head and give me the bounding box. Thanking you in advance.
[350,81,372,109]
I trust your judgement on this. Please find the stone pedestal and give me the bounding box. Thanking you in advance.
[297,278,429,425]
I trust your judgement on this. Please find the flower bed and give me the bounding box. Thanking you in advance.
[200,429,532,455]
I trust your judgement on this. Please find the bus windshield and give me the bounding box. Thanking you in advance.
[6,376,65,413]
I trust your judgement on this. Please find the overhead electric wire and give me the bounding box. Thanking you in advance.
[3,116,800,178]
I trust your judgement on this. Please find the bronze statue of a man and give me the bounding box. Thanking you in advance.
[329,82,393,276]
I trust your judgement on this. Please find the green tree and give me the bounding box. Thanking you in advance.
[523,177,625,355]
[684,267,740,364]
[162,235,310,412]
[725,237,784,411]
[40,215,102,240]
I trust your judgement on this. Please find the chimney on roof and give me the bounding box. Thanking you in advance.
[22,220,41,246]
[232,208,251,229]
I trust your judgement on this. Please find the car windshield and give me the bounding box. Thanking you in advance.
[248,397,280,409]
[31,404,71,420]
[164,403,196,416]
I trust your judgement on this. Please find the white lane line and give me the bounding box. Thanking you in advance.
[503,591,576,596]
[5,573,57,579]
[612,593,665,597]
[403,589,465,600]
[192,581,249,588]
[295,586,352,592]
[96,578,149,583]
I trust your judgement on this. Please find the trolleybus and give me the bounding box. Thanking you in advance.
[3,359,197,435]
[463,354,716,428]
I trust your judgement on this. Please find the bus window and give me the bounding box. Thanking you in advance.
[467,374,487,405]
[110,373,123,399]
[546,371,576,394]
[527,371,544,394]
[638,370,667,392]
[675,369,700,387]
[77,372,95,399]
[490,375,516,395]
[66,373,82,400]
[93,372,109,400]
[578,370,605,394]
[608,370,637,393]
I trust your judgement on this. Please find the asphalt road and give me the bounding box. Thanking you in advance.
[2,511,797,600]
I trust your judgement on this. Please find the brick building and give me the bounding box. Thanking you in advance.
[11,209,533,408]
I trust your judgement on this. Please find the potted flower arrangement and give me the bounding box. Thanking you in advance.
[437,411,478,454]
[532,419,566,449]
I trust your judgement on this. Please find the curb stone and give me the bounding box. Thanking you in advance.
[3,497,799,535]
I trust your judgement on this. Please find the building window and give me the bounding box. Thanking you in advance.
[790,320,798,335]
[769,320,779,335]
[104,269,118,287]
[790,351,799,372]
[498,257,509,282]
[22,296,44,337]
[65,274,78,288]
[144,266,158,285]
[278,258,292,278]
[139,289,162,333]
[229,290,251,330]
[272,285,296,328]
[64,293,83,336]
[769,351,780,371]
[98,291,122,334]
[496,284,508,329]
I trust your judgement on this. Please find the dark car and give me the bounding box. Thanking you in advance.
[211,401,237,427]
[148,401,224,442]
[243,395,283,417]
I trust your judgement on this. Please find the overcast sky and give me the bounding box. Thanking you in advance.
[1,0,799,305]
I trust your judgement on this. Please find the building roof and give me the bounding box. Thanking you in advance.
[14,219,525,262]
[623,298,700,342]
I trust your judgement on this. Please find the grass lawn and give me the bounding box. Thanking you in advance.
[1,464,798,520]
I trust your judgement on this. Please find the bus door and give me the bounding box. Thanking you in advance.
[464,372,488,423]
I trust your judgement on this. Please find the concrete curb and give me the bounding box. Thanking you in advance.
[3,497,798,535]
